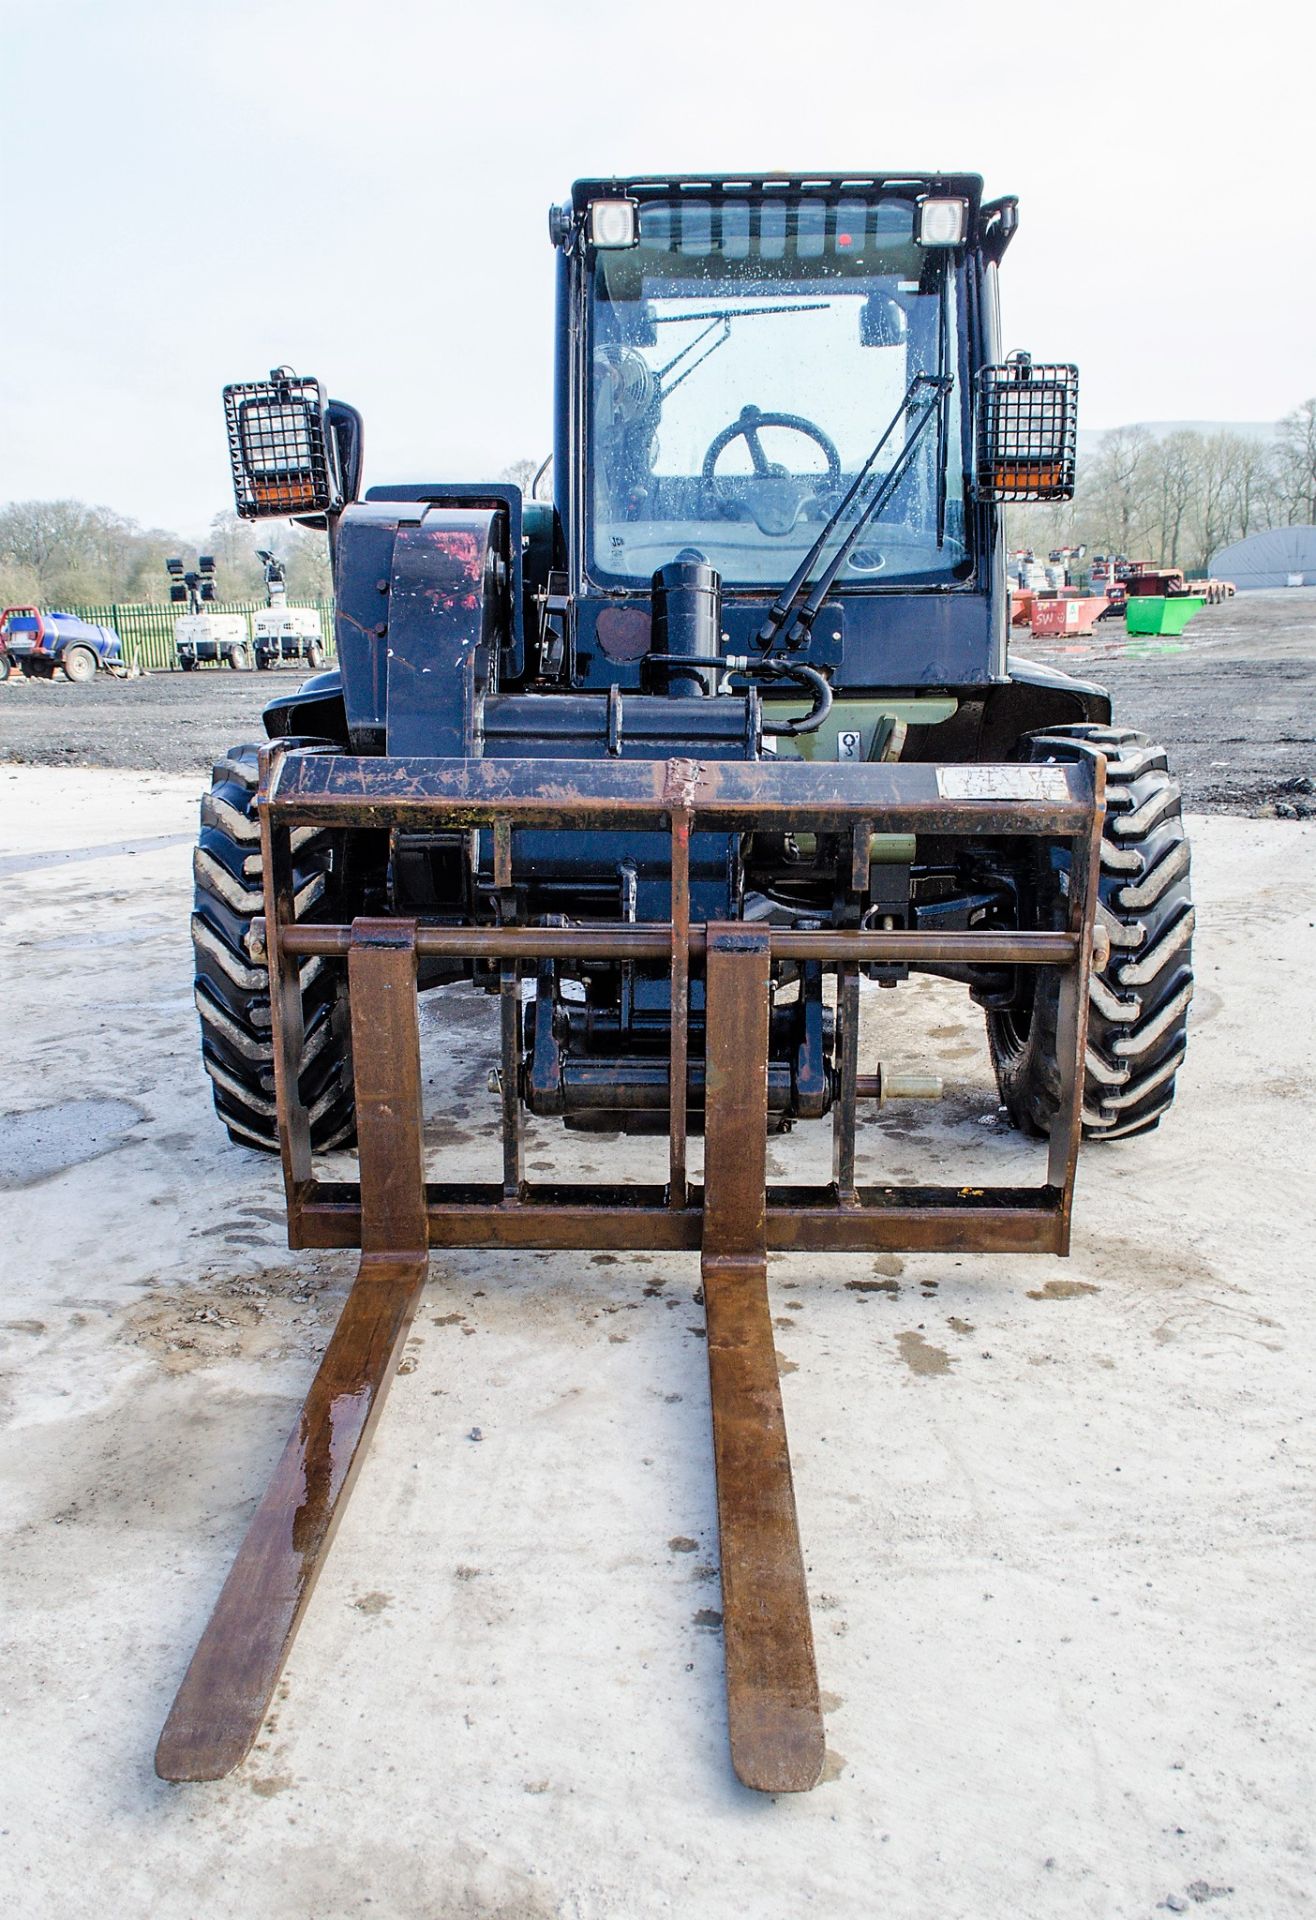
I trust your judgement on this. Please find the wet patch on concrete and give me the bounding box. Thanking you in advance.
[0,833,192,878]
[121,1267,340,1372]
[248,1772,295,1797]
[896,1331,954,1376]
[0,1098,143,1189]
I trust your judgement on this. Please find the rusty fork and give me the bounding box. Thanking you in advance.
[156,921,429,1781]
[702,925,825,1792]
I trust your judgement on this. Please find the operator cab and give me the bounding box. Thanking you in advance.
[585,191,968,592]
[550,175,1071,691]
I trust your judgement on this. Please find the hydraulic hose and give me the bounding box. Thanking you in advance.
[752,660,833,737]
[643,653,834,737]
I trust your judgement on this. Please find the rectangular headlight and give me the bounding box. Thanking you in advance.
[588,198,638,248]
[916,197,968,247]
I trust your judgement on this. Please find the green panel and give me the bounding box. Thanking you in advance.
[764,695,959,764]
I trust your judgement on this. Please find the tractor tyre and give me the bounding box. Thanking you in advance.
[192,741,356,1153]
[62,645,98,683]
[987,726,1194,1141]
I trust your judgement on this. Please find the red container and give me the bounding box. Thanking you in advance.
[1029,594,1109,638]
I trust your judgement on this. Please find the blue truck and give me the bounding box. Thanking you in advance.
[0,605,130,681]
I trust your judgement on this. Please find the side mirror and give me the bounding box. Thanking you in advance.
[974,354,1078,501]
[224,367,337,519]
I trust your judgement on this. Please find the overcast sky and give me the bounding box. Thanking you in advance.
[2,0,1310,533]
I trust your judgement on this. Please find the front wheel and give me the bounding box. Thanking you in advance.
[988,727,1194,1141]
[62,645,98,683]
[192,741,357,1151]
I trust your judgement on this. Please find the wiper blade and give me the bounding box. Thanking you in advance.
[649,302,828,325]
[654,303,829,397]
[756,373,952,653]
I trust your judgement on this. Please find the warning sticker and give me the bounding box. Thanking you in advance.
[936,766,1073,802]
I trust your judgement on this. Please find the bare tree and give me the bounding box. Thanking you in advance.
[501,456,554,501]
[279,525,333,600]
[1222,433,1279,545]
[1148,432,1199,567]
[0,499,184,605]
[1276,399,1316,523]
[1081,425,1157,557]
[205,511,268,600]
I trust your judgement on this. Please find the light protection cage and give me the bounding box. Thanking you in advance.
[223,368,335,519]
[974,358,1078,502]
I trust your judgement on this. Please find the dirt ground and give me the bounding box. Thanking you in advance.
[1,608,1314,1920]
[3,588,1316,818]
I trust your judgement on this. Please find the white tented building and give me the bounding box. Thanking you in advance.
[1210,525,1316,590]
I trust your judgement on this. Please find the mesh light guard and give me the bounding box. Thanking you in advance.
[223,371,334,519]
[975,362,1078,502]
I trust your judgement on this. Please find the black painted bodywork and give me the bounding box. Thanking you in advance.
[257,173,1107,1128]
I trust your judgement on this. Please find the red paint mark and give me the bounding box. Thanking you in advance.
[427,530,482,580]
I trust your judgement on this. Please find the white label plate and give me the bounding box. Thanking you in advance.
[936,766,1073,801]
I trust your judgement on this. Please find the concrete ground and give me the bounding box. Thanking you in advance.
[1,766,1313,1920]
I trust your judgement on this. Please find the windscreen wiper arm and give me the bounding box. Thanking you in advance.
[653,303,828,397]
[756,372,952,653]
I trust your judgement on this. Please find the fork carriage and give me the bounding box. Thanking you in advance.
[160,745,1105,1793]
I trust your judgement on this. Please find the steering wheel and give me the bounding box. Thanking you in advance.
[701,406,843,536]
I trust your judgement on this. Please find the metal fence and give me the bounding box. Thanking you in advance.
[56,600,337,673]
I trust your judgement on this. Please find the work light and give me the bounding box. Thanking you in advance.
[588,199,638,248]
[975,355,1079,502]
[916,197,968,247]
[223,368,335,519]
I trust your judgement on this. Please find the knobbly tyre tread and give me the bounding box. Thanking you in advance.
[192,741,356,1151]
[987,725,1194,1141]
